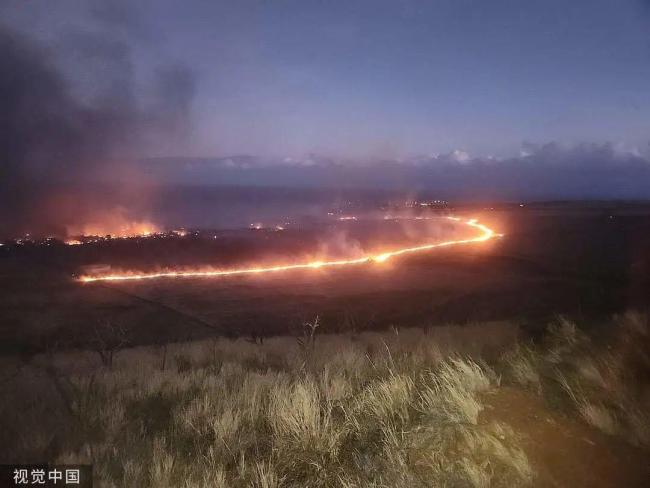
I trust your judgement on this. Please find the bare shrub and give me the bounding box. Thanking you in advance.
[297,315,320,352]
[91,320,129,370]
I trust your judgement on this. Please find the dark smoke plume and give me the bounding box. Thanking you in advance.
[0,20,195,237]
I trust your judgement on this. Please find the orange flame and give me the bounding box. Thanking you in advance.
[66,219,160,240]
[78,217,500,283]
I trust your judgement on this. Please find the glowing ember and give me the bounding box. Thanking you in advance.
[78,217,500,283]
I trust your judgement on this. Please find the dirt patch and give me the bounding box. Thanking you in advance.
[480,387,650,487]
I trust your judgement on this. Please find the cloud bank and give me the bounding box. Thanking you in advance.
[145,142,650,201]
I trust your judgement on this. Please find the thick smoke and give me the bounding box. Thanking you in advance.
[0,19,195,237]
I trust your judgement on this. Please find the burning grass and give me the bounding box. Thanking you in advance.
[76,217,498,283]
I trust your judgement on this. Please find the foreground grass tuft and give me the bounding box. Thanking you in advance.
[5,314,649,485]
[502,312,650,447]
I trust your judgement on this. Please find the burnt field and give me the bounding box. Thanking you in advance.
[2,203,650,354]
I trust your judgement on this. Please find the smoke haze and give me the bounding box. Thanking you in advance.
[0,12,194,236]
[2,0,650,239]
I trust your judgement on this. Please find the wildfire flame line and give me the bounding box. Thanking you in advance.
[78,217,499,283]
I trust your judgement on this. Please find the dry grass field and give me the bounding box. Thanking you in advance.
[4,207,650,356]
[2,314,649,487]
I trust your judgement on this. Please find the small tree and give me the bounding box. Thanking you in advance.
[91,320,129,370]
[297,315,320,353]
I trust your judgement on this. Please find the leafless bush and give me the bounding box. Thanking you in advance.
[91,320,129,370]
[297,316,320,353]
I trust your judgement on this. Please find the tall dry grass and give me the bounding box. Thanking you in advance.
[501,312,650,447]
[1,322,537,487]
[6,312,650,486]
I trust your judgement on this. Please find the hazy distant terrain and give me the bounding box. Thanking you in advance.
[2,202,649,354]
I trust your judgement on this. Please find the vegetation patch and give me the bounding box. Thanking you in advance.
[2,315,649,486]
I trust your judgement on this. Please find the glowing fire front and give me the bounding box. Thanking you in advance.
[65,219,160,244]
[78,217,500,283]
